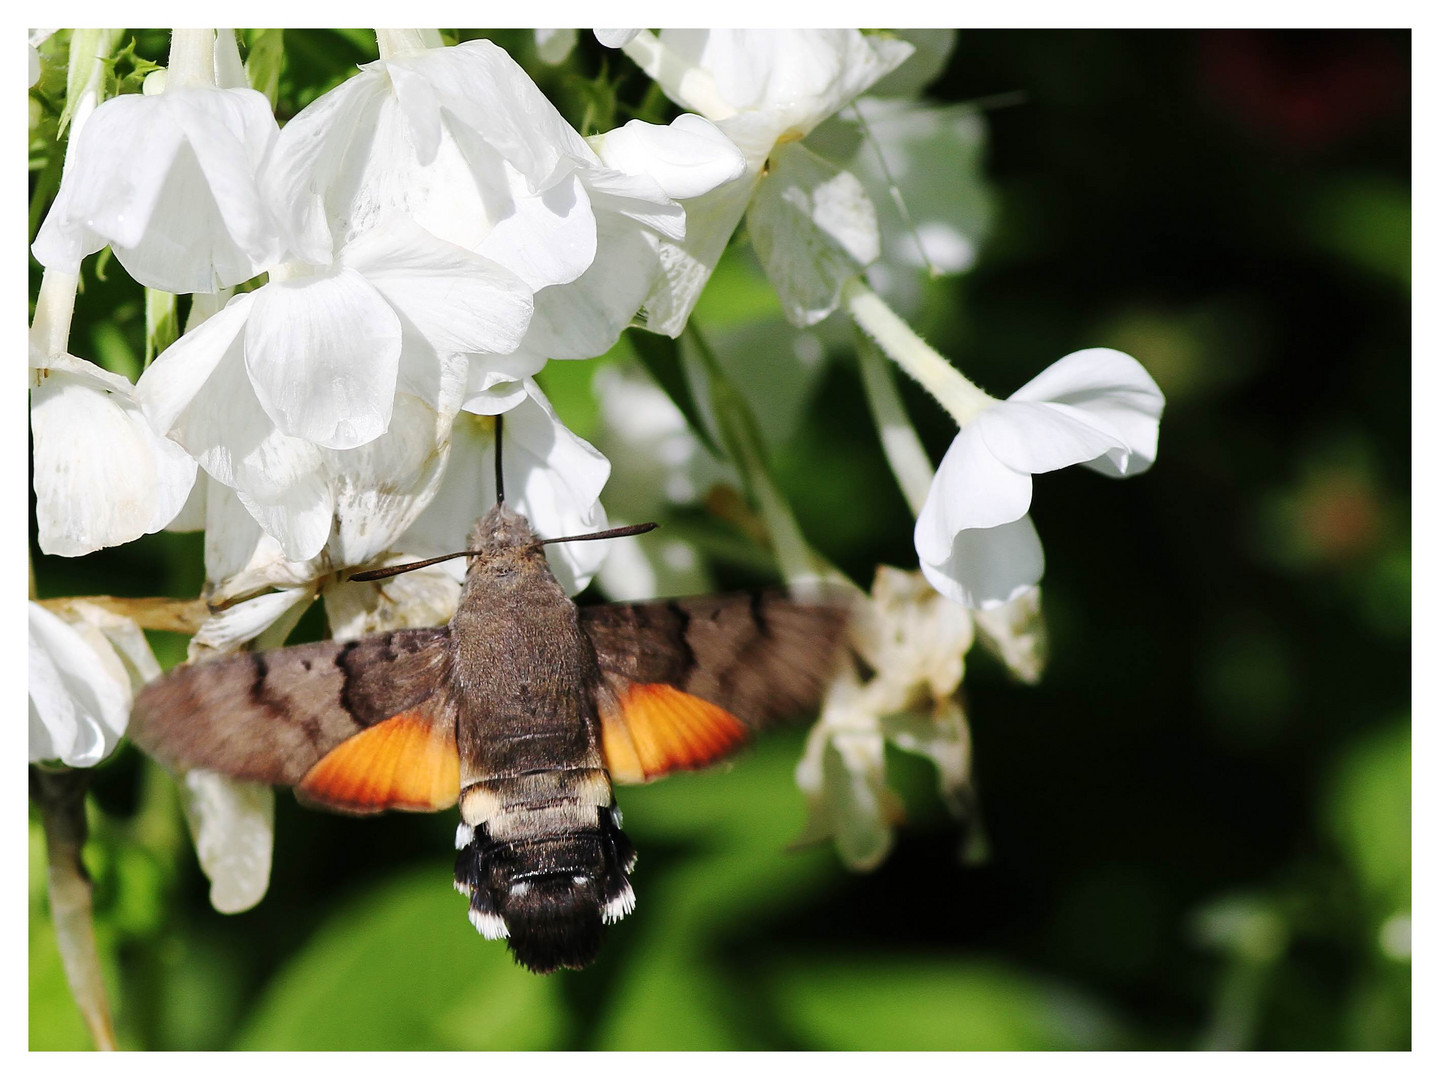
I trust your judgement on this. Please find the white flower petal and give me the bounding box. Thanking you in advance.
[592,115,746,202]
[344,221,534,359]
[320,393,454,569]
[145,319,334,561]
[523,210,658,359]
[245,268,402,449]
[200,478,297,597]
[639,166,759,337]
[748,141,879,327]
[32,358,198,557]
[191,588,312,653]
[914,427,1033,562]
[594,29,640,49]
[459,347,549,414]
[1008,348,1165,477]
[399,384,611,595]
[658,30,914,139]
[504,383,612,593]
[794,676,903,871]
[32,88,282,291]
[324,567,460,641]
[387,40,595,190]
[972,587,1047,685]
[918,515,1045,611]
[261,70,390,262]
[476,169,598,292]
[28,603,132,767]
[974,399,1129,477]
[179,771,274,914]
[137,293,253,434]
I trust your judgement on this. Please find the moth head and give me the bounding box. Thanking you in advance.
[466,501,540,555]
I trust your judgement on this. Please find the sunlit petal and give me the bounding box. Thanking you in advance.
[245,268,402,449]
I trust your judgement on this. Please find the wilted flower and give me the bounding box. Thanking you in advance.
[915,348,1165,609]
[796,566,1046,869]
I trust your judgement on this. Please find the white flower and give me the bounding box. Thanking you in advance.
[136,220,533,561]
[915,348,1165,609]
[396,380,613,597]
[29,600,161,767]
[264,38,742,362]
[621,29,915,332]
[30,353,197,557]
[31,81,284,293]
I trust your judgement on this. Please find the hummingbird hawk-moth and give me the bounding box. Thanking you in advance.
[128,434,849,974]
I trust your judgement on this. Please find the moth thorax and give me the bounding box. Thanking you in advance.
[453,806,637,975]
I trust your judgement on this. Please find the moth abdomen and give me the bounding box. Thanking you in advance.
[454,793,635,974]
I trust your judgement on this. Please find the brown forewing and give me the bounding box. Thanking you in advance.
[580,589,851,730]
[128,627,453,787]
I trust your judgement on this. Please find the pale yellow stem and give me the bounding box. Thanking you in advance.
[842,277,997,426]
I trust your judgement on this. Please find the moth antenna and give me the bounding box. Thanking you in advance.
[539,522,659,547]
[349,552,485,582]
[494,412,505,506]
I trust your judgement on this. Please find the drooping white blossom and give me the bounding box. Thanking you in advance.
[31,353,197,557]
[618,29,915,331]
[31,31,285,294]
[29,600,161,767]
[915,348,1165,609]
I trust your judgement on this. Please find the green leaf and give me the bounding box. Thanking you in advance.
[236,868,571,1050]
[243,30,286,107]
[1323,720,1410,909]
[771,957,1128,1050]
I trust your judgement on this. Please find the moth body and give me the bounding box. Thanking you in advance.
[449,504,636,973]
[128,500,851,975]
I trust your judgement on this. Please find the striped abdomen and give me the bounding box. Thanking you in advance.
[452,751,636,974]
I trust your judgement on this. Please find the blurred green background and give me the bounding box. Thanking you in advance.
[29,30,1410,1050]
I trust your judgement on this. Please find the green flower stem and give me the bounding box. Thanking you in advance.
[841,276,997,427]
[684,325,830,584]
[375,29,443,61]
[857,337,935,517]
[621,31,734,121]
[32,768,118,1051]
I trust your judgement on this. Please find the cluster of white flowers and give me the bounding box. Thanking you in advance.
[30,29,1164,897]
